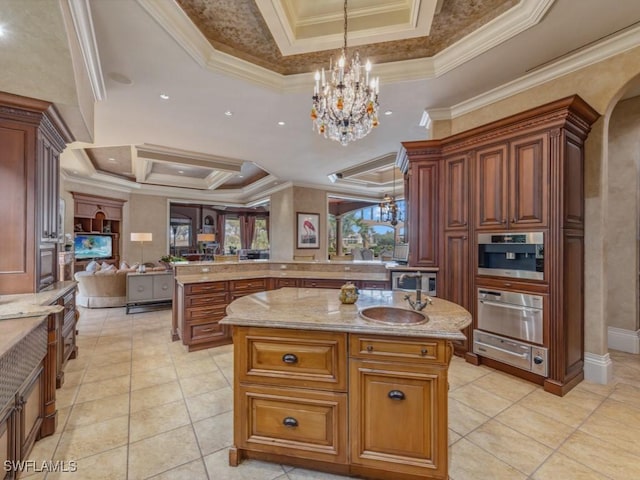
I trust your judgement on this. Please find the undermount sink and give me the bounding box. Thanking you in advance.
[358,306,428,325]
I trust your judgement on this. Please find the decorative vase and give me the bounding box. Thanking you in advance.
[339,282,359,304]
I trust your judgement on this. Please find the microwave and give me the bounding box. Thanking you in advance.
[391,271,437,297]
[477,232,544,280]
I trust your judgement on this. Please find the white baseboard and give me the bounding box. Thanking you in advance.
[584,352,614,384]
[608,327,640,354]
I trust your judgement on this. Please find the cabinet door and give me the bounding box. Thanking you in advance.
[349,360,448,478]
[408,161,439,266]
[0,405,14,480]
[18,365,44,462]
[443,154,469,230]
[152,273,173,301]
[128,275,154,302]
[37,131,59,242]
[475,144,508,230]
[509,133,549,228]
[443,232,471,354]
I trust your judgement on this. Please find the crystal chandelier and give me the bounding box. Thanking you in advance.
[379,167,403,226]
[311,0,379,146]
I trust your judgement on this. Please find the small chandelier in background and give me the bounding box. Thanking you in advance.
[379,167,403,226]
[311,0,380,146]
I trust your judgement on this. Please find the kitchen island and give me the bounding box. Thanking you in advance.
[220,288,471,480]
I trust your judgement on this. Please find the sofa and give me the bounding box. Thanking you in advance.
[74,262,168,308]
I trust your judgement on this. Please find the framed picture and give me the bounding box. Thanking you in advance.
[296,212,320,249]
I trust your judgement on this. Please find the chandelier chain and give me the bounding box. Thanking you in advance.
[343,0,348,54]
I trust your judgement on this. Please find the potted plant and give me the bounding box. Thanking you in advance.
[159,255,186,269]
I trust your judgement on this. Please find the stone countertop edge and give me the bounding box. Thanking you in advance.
[220,288,471,341]
[175,271,390,285]
[0,314,48,359]
[0,281,76,320]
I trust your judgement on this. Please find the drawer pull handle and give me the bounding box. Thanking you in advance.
[388,390,405,401]
[282,353,298,364]
[366,345,374,352]
[200,327,216,332]
[283,417,298,428]
[420,348,428,356]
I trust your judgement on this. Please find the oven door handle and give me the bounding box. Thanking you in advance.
[474,340,530,359]
[479,300,541,314]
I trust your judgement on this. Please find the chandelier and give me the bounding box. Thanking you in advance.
[379,167,403,226]
[311,0,380,146]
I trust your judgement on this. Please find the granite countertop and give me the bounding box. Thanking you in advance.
[176,270,389,285]
[0,314,48,359]
[0,281,76,320]
[220,288,471,340]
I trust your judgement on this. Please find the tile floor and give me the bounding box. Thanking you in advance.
[19,306,640,480]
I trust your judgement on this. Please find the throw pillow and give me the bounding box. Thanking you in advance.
[101,263,116,272]
[120,261,130,270]
[85,260,100,272]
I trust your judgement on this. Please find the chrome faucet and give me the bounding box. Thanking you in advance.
[399,271,432,311]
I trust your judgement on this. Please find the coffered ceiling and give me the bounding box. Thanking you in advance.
[2,0,640,205]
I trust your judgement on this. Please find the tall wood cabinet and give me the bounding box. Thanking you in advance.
[401,95,599,395]
[0,92,72,294]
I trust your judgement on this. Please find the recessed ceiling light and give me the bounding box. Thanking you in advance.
[224,111,233,116]
[0,26,5,37]
[277,121,285,126]
[108,157,116,162]
[72,170,78,174]
[159,93,170,100]
[178,170,184,174]
[384,110,393,116]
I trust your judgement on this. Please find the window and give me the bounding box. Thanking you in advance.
[252,217,269,250]
[224,217,241,254]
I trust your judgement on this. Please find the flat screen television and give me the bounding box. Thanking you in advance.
[74,234,113,260]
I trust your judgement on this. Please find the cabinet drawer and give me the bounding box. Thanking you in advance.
[238,384,347,464]
[360,280,390,290]
[188,321,226,343]
[272,278,299,288]
[349,335,448,364]
[186,282,227,295]
[185,305,228,322]
[236,327,347,391]
[185,292,228,308]
[230,278,267,293]
[301,278,346,289]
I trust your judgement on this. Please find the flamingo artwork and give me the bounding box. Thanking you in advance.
[298,214,318,246]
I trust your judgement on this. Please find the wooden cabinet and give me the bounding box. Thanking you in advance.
[271,277,300,289]
[126,271,173,313]
[71,193,126,272]
[54,288,78,388]
[229,278,268,300]
[407,159,440,267]
[402,96,599,395]
[177,281,231,351]
[0,403,12,480]
[474,134,549,230]
[300,278,347,289]
[0,92,72,294]
[359,280,390,290]
[230,326,452,479]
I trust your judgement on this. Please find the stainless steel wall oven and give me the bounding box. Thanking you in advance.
[473,288,548,377]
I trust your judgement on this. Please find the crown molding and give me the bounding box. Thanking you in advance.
[429,24,640,121]
[66,0,106,101]
[137,0,554,91]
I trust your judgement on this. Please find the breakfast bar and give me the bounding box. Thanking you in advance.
[220,288,471,480]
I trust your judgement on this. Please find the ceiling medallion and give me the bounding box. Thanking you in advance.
[311,0,379,146]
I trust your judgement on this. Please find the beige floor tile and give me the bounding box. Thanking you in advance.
[83,360,132,384]
[193,411,234,456]
[179,370,229,398]
[132,353,174,373]
[466,419,553,475]
[131,343,170,360]
[448,398,491,436]
[129,399,191,442]
[63,355,90,373]
[559,430,640,480]
[612,364,640,388]
[595,398,640,425]
[55,416,129,461]
[22,433,62,474]
[48,446,128,480]
[287,467,353,479]
[471,371,539,402]
[130,365,177,391]
[55,384,80,409]
[148,459,209,479]
[203,449,287,480]
[449,384,513,417]
[448,428,462,446]
[448,361,492,390]
[128,425,201,480]
[449,438,527,480]
[532,452,610,480]
[574,379,617,397]
[494,404,575,449]
[174,357,219,378]
[75,375,130,404]
[185,386,233,422]
[57,406,71,431]
[208,343,234,357]
[89,349,133,367]
[579,410,640,455]
[609,383,640,410]
[517,389,595,428]
[60,369,85,388]
[65,393,130,429]
[561,385,607,410]
[130,380,184,413]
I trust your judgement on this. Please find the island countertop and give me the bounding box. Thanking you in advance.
[220,288,471,340]
[0,281,76,320]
